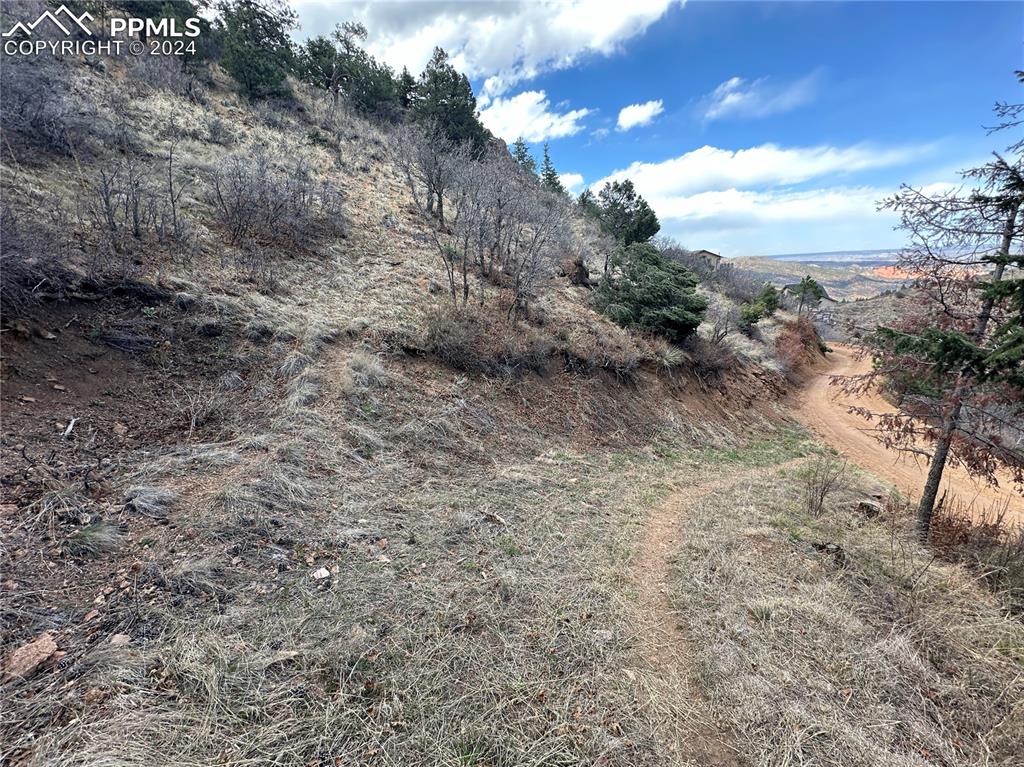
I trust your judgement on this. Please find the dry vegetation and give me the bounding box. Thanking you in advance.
[672,445,1024,766]
[2,25,1022,767]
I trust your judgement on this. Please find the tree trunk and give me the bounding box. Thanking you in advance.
[915,200,1018,538]
[916,394,963,540]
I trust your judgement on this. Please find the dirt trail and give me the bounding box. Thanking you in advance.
[791,344,1024,523]
[630,474,743,766]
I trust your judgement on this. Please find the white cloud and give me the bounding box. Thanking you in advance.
[589,141,934,255]
[703,73,818,121]
[293,1,683,99]
[616,99,664,131]
[560,172,585,194]
[479,90,591,142]
[590,143,926,198]
[655,186,886,227]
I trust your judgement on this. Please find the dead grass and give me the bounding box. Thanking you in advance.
[929,495,1024,614]
[671,456,1024,766]
[64,521,122,558]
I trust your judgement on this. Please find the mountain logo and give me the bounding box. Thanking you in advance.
[2,4,94,38]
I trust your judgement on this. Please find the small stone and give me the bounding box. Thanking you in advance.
[3,632,57,679]
[311,567,331,580]
[109,634,131,647]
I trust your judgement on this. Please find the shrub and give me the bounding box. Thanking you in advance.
[682,332,738,383]
[422,307,552,377]
[739,302,768,330]
[0,23,110,157]
[739,284,782,332]
[560,325,641,379]
[801,454,847,516]
[930,497,1024,613]
[757,284,781,314]
[594,243,707,344]
[0,199,76,315]
[210,145,346,248]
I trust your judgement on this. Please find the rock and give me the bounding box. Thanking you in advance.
[311,567,331,581]
[812,541,847,568]
[856,500,884,519]
[83,687,108,704]
[109,633,131,647]
[4,632,58,679]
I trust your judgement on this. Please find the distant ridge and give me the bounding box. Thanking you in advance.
[749,248,901,264]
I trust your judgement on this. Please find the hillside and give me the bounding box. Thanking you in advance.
[3,14,1024,767]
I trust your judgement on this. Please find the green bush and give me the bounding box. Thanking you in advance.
[739,284,782,331]
[595,243,707,343]
[757,284,781,314]
[740,301,767,329]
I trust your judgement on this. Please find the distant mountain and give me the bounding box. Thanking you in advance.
[753,249,902,268]
[731,254,907,300]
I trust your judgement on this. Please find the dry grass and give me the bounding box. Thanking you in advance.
[63,521,122,558]
[671,454,1024,767]
[6,42,1018,767]
[929,496,1024,614]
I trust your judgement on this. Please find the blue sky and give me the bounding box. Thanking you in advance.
[292,1,1023,256]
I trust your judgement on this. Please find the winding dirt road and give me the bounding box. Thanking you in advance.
[791,345,1024,523]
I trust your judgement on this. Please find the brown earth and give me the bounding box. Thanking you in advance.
[791,344,1024,523]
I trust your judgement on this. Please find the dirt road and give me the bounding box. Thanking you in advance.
[792,344,1024,523]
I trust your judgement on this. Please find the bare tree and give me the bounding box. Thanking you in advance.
[391,121,466,227]
[210,144,345,248]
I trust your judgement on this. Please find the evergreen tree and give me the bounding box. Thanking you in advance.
[412,47,490,151]
[511,137,536,174]
[540,143,563,193]
[794,275,826,314]
[296,23,401,119]
[596,179,660,246]
[577,188,600,219]
[850,151,1024,538]
[219,0,296,100]
[398,66,416,110]
[595,243,707,343]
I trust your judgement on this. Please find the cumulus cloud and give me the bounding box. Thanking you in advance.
[478,91,591,142]
[616,99,664,131]
[589,141,933,254]
[655,186,886,228]
[702,73,818,121]
[590,143,926,198]
[293,1,682,99]
[560,172,585,194]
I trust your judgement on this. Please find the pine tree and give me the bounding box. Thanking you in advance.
[540,143,563,193]
[577,189,600,219]
[398,66,416,110]
[595,243,707,343]
[596,179,660,246]
[219,0,296,100]
[794,275,826,314]
[511,137,536,174]
[848,150,1024,538]
[412,47,490,152]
